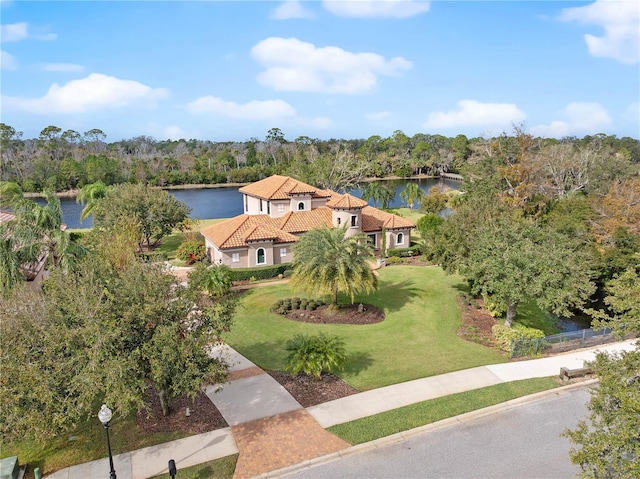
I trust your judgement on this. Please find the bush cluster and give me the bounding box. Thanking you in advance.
[285,332,347,380]
[176,239,206,264]
[272,297,326,314]
[137,251,169,262]
[492,324,546,356]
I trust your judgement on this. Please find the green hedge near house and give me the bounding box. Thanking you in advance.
[387,244,422,257]
[229,264,289,281]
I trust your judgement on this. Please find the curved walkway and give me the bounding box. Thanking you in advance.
[46,339,637,479]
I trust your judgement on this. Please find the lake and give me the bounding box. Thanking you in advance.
[42,178,461,229]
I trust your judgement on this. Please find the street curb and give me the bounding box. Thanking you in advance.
[254,379,598,478]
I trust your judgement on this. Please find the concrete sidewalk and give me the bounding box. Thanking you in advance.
[45,339,637,479]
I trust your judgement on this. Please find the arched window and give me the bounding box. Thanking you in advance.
[396,233,404,245]
[298,202,305,211]
[257,248,266,265]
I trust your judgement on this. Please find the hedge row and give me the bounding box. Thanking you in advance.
[387,244,422,258]
[229,263,290,281]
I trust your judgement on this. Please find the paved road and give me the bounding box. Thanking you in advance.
[284,387,591,479]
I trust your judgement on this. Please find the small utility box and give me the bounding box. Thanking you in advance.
[0,456,20,479]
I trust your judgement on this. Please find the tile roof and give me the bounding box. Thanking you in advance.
[239,175,330,200]
[279,209,333,234]
[201,215,298,249]
[326,193,368,209]
[361,206,416,232]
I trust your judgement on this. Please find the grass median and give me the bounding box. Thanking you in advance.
[328,377,561,445]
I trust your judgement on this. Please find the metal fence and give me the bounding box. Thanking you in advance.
[510,327,616,359]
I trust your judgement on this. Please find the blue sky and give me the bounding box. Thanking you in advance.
[1,0,638,142]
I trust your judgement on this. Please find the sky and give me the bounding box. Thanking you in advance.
[1,0,639,143]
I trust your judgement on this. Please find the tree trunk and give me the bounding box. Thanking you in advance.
[504,301,518,328]
[331,285,338,308]
[158,388,170,416]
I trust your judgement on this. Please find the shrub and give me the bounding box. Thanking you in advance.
[285,332,347,380]
[492,324,546,356]
[386,256,402,265]
[176,239,206,264]
[229,264,289,281]
[387,245,422,258]
[306,302,316,311]
[300,299,308,309]
[291,298,300,310]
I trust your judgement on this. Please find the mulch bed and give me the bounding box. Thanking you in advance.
[284,303,385,325]
[268,371,360,407]
[136,384,228,434]
[457,296,500,348]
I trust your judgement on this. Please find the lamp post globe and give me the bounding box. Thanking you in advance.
[98,404,117,479]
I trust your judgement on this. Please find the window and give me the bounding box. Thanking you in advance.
[351,215,357,227]
[232,253,240,263]
[367,234,376,247]
[298,202,305,211]
[244,195,248,212]
[260,199,263,212]
[267,202,270,214]
[396,233,404,245]
[337,217,341,225]
[277,204,284,212]
[280,248,287,257]
[257,248,266,265]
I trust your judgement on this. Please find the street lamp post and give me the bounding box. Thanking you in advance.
[98,404,117,479]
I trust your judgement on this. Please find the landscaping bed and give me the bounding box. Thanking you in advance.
[268,371,360,407]
[284,303,385,325]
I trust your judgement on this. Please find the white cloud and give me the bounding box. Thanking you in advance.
[251,37,412,94]
[559,0,639,64]
[1,50,16,70]
[1,73,168,114]
[271,1,315,20]
[309,117,332,129]
[323,0,430,18]
[530,102,612,138]
[188,96,296,119]
[366,111,391,120]
[1,22,28,42]
[0,22,56,42]
[423,100,526,129]
[162,126,186,141]
[42,63,84,72]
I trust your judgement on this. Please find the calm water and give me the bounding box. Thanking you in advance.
[39,178,461,229]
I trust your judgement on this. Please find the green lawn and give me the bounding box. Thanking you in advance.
[0,411,194,478]
[150,455,238,479]
[328,377,561,444]
[224,266,507,391]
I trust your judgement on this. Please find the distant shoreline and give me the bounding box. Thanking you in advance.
[22,174,459,199]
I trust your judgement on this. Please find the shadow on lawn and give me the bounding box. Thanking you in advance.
[343,351,375,377]
[373,278,422,313]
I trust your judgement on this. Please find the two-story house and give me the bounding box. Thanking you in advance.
[200,175,415,269]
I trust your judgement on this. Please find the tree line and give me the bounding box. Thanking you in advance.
[1,123,639,193]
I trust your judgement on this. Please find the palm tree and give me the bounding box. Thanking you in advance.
[361,181,395,209]
[203,264,233,297]
[400,183,425,210]
[290,225,377,307]
[0,191,86,295]
[76,181,110,222]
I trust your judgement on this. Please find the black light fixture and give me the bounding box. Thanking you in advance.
[168,459,177,478]
[98,404,117,479]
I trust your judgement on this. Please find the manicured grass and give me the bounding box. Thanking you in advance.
[328,377,561,445]
[0,411,193,478]
[150,455,238,479]
[156,218,228,264]
[224,266,506,391]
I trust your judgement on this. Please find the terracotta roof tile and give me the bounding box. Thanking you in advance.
[238,175,329,200]
[279,209,333,234]
[326,193,368,209]
[201,215,297,249]
[361,206,416,232]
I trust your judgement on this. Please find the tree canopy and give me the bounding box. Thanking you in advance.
[0,226,238,442]
[91,182,190,250]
